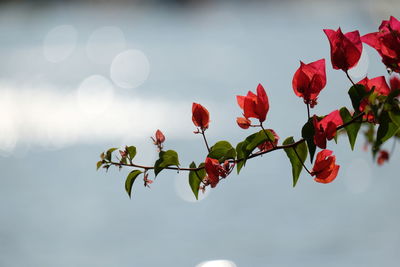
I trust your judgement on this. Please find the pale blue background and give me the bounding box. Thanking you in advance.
[0,1,399,266]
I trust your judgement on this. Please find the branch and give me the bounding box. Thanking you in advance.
[105,111,365,172]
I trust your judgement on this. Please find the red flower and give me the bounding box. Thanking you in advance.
[204,157,234,188]
[151,129,166,151]
[377,150,389,165]
[390,73,400,91]
[362,16,400,73]
[311,149,340,184]
[236,117,252,129]
[324,28,362,71]
[313,110,343,149]
[357,76,391,96]
[236,83,269,123]
[292,59,327,108]
[357,76,391,122]
[192,103,210,131]
[258,129,279,152]
[155,129,165,144]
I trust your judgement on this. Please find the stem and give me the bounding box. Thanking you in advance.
[390,138,397,155]
[306,103,311,120]
[293,145,312,175]
[201,130,211,153]
[260,123,276,148]
[105,112,365,173]
[345,70,356,86]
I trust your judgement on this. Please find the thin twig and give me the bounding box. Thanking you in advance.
[345,70,356,86]
[201,130,211,153]
[105,112,365,172]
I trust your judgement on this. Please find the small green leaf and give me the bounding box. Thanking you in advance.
[96,160,104,170]
[375,112,399,151]
[105,147,118,161]
[246,130,274,152]
[126,146,137,160]
[301,119,316,163]
[389,109,400,127]
[208,141,236,162]
[154,150,180,176]
[348,84,367,111]
[283,137,308,187]
[188,162,206,200]
[125,170,143,198]
[235,141,248,174]
[340,107,361,150]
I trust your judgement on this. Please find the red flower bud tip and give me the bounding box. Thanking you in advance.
[236,117,252,129]
[236,83,269,123]
[143,172,153,188]
[390,73,400,91]
[324,28,362,72]
[313,110,343,149]
[258,129,279,152]
[311,149,340,184]
[192,103,210,131]
[377,150,389,165]
[119,150,127,158]
[151,129,165,151]
[357,76,391,122]
[362,16,400,73]
[155,129,165,144]
[292,59,326,108]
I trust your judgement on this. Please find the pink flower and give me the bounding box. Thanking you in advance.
[313,110,343,149]
[377,150,389,165]
[311,149,340,184]
[362,16,400,73]
[324,28,362,71]
[292,59,327,108]
[236,84,270,123]
[192,103,210,131]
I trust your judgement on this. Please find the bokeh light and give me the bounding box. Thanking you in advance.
[174,171,210,202]
[77,74,114,116]
[110,49,150,89]
[196,259,237,267]
[86,26,127,65]
[43,25,78,63]
[348,47,369,79]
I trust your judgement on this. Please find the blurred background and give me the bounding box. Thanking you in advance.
[0,0,399,266]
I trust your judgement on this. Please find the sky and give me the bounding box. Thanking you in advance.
[0,1,399,266]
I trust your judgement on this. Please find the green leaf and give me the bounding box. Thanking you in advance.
[235,141,248,174]
[339,107,361,150]
[96,160,104,170]
[348,84,367,111]
[188,162,206,200]
[208,141,236,162]
[154,150,180,176]
[246,130,274,152]
[389,109,400,127]
[301,119,316,163]
[126,146,137,160]
[105,147,118,161]
[283,137,308,187]
[235,130,273,174]
[125,170,143,198]
[375,112,399,152]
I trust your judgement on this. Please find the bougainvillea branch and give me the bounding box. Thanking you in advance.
[98,16,400,199]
